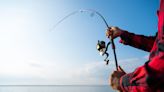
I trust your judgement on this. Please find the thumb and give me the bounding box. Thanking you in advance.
[117,66,126,73]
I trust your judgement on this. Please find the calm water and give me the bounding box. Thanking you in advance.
[0,85,115,92]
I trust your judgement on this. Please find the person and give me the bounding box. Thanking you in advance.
[106,0,164,92]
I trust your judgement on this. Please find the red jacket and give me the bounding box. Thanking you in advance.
[119,0,164,92]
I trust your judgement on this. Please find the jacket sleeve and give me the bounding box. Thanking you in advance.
[119,1,164,92]
[119,31,156,52]
[119,73,134,92]
[119,67,150,92]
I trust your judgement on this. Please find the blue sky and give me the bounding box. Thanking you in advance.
[0,0,159,85]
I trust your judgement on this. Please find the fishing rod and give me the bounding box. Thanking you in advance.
[51,9,118,70]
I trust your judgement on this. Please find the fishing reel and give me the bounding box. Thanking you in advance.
[52,9,119,70]
[96,40,111,65]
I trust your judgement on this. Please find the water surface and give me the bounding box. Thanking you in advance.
[0,85,115,92]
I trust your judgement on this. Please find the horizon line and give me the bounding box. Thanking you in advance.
[0,84,109,86]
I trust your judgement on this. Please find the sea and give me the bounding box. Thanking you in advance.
[0,85,115,92]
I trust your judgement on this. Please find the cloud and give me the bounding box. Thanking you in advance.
[0,55,148,85]
[118,56,148,72]
[60,56,148,85]
[66,61,111,85]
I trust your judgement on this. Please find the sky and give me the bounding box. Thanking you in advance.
[0,0,159,85]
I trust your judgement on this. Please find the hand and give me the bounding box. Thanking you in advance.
[106,27,123,39]
[109,66,126,92]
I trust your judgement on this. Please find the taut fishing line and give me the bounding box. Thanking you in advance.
[49,9,109,31]
[50,9,119,70]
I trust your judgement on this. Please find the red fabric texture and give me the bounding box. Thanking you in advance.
[160,0,164,11]
[119,1,164,92]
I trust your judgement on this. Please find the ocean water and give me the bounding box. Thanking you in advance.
[0,85,115,92]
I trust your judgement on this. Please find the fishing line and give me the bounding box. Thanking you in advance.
[50,9,109,31]
[51,9,118,70]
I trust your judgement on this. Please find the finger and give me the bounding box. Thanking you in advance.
[106,31,113,38]
[106,31,112,36]
[109,78,112,86]
[110,26,115,30]
[110,77,116,89]
[111,71,117,77]
[111,72,115,77]
[117,66,126,73]
[109,75,114,87]
[106,28,113,33]
[106,27,112,31]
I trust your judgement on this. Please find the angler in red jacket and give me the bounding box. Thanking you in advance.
[106,0,164,92]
